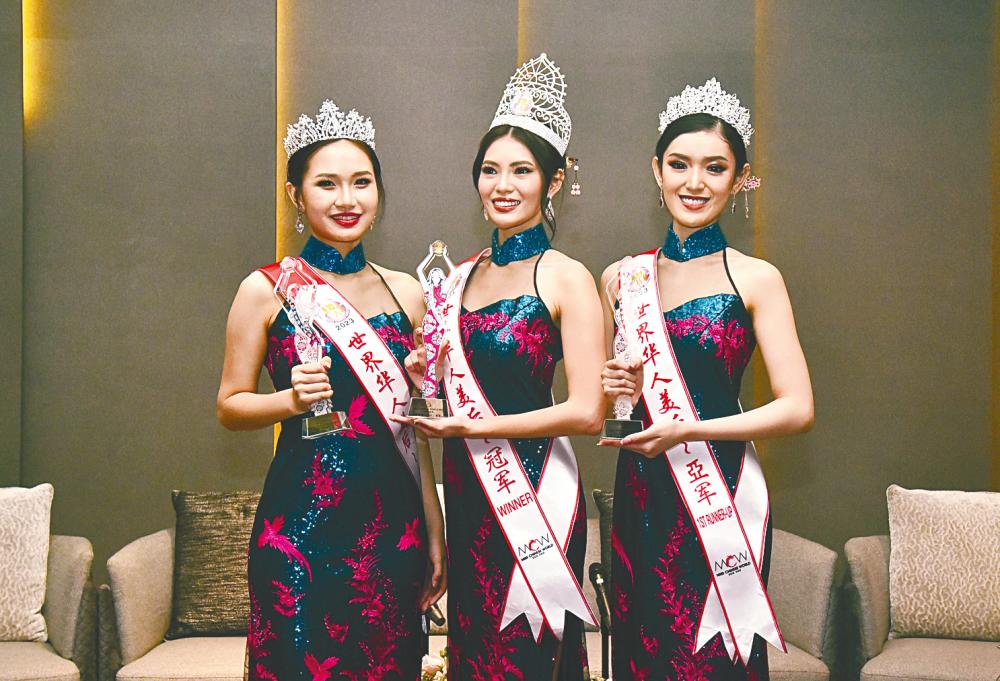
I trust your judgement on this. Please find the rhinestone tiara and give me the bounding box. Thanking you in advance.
[283,100,376,159]
[658,78,754,148]
[490,53,571,156]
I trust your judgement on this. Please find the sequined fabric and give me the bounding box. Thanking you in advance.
[443,295,588,681]
[612,239,771,680]
[299,236,367,274]
[662,222,728,262]
[247,308,426,681]
[490,223,550,266]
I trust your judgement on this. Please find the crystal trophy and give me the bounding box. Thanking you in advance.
[601,257,645,442]
[274,257,351,439]
[408,241,455,418]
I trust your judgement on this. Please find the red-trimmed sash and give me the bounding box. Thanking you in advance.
[439,252,596,641]
[259,259,420,486]
[623,251,784,665]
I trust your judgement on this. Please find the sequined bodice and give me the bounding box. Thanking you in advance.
[456,295,561,487]
[662,292,755,420]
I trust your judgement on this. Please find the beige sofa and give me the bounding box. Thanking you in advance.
[845,535,1000,681]
[2,535,96,681]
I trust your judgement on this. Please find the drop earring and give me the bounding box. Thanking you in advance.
[658,190,664,208]
[567,157,581,196]
[544,200,556,223]
[483,208,489,222]
[741,175,762,220]
[295,209,305,234]
[731,195,737,215]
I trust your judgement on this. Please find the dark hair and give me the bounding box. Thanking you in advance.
[654,113,747,178]
[472,125,565,236]
[286,138,386,220]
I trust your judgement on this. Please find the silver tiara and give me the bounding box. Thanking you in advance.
[658,78,753,148]
[282,100,376,158]
[490,53,571,156]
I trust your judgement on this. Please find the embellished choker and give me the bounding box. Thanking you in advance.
[491,224,550,266]
[299,237,367,274]
[662,223,728,262]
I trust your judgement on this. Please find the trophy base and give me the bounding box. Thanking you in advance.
[407,397,449,418]
[600,418,644,443]
[302,411,351,440]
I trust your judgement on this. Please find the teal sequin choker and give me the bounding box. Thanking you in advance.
[300,237,367,274]
[663,223,728,262]
[491,224,550,266]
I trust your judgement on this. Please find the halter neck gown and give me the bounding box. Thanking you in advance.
[443,227,589,681]
[612,224,771,680]
[246,248,427,681]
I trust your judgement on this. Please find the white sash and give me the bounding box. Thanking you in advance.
[440,252,596,641]
[289,259,420,487]
[625,251,784,665]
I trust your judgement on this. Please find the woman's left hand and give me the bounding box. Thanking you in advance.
[617,420,690,458]
[402,327,428,388]
[418,530,447,612]
[389,413,473,439]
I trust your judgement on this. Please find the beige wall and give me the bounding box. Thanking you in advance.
[1,1,22,486]
[7,1,997,582]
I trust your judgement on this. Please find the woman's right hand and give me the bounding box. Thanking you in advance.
[290,356,333,413]
[601,357,643,407]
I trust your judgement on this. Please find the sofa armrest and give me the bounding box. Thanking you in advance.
[768,528,837,660]
[106,528,174,665]
[844,535,890,660]
[43,535,94,660]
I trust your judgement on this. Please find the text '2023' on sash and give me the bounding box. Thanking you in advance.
[622,251,784,665]
[439,252,596,641]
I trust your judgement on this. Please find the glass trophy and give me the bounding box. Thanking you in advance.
[408,241,455,418]
[601,257,645,442]
[274,257,351,439]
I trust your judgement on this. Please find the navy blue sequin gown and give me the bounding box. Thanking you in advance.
[612,225,771,680]
[247,306,427,681]
[443,291,588,681]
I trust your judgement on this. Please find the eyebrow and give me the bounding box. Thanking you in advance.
[481,159,536,167]
[313,171,374,178]
[667,153,730,163]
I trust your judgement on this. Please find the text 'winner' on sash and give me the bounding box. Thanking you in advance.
[622,251,784,666]
[258,258,420,487]
[438,251,597,642]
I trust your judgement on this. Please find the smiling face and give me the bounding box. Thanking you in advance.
[652,128,750,230]
[286,139,379,247]
[478,133,561,235]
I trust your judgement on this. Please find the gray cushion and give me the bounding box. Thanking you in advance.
[167,491,258,638]
[769,529,837,659]
[861,637,1000,681]
[769,641,830,681]
[0,641,80,681]
[117,637,245,681]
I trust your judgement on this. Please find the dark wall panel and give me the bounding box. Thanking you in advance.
[21,1,276,580]
[756,1,993,550]
[0,0,21,486]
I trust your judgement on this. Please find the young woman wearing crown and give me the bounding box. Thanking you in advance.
[396,54,605,680]
[217,101,445,681]
[599,79,814,679]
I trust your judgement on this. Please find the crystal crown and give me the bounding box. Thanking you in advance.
[490,53,571,156]
[283,100,376,158]
[658,78,754,148]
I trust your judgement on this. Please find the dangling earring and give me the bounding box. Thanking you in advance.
[483,207,489,222]
[744,192,750,220]
[295,209,306,234]
[730,195,737,215]
[740,175,761,220]
[567,157,581,196]
[658,190,665,208]
[544,200,556,224]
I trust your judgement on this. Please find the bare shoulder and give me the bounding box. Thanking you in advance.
[369,263,424,317]
[599,257,628,291]
[541,249,596,287]
[724,249,787,308]
[236,270,277,304]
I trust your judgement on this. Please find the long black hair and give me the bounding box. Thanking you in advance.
[286,138,386,221]
[472,125,565,236]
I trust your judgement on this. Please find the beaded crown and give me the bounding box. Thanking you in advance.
[490,53,572,156]
[658,78,754,148]
[283,100,376,158]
